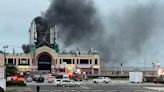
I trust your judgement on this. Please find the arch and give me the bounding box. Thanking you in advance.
[37,52,52,72]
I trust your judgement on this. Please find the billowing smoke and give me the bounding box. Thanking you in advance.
[45,0,103,47]
[22,44,30,54]
[43,0,164,68]
[100,1,164,67]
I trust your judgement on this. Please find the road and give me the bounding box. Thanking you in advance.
[7,80,164,92]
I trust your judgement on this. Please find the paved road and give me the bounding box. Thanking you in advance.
[7,80,164,92]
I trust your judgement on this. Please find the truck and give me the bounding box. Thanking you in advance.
[129,72,143,83]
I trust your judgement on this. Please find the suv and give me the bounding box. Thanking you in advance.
[93,77,111,83]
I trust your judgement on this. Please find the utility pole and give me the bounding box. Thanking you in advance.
[121,62,123,76]
[3,45,8,79]
[3,46,8,65]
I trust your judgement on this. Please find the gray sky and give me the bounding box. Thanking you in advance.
[0,0,50,52]
[0,0,151,52]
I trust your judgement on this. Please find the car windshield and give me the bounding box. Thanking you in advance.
[62,80,70,82]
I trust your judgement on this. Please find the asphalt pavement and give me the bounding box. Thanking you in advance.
[7,80,164,92]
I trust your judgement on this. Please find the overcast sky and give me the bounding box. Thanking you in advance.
[0,0,152,52]
[0,0,50,52]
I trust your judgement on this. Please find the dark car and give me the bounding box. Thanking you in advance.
[36,76,44,83]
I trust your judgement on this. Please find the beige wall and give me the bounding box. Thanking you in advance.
[1,46,101,74]
[0,54,4,65]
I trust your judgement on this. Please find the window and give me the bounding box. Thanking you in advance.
[63,59,71,64]
[5,59,7,65]
[18,59,29,65]
[95,59,98,64]
[56,59,57,64]
[8,59,13,64]
[60,59,62,64]
[14,59,16,65]
[80,59,89,64]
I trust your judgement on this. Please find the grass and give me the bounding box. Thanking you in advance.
[111,78,129,80]
[6,89,17,92]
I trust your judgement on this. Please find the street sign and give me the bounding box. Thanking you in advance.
[0,65,4,79]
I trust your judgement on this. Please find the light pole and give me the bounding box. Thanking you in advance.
[3,45,8,65]
[3,45,8,79]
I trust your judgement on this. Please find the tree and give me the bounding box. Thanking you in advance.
[6,64,19,77]
[0,50,3,53]
[0,87,4,92]
[22,44,30,53]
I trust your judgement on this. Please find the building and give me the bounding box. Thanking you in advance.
[101,67,159,78]
[0,17,101,76]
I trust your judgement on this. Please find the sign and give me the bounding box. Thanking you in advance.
[0,65,4,79]
[76,65,92,68]
[93,65,100,69]
[39,61,51,64]
[18,66,30,69]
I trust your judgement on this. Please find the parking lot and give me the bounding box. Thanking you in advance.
[7,80,164,92]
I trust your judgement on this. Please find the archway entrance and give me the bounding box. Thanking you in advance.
[38,53,52,72]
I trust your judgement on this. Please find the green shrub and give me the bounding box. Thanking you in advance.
[6,80,26,87]
[0,87,4,92]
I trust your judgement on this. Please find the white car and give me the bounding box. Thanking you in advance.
[57,79,80,87]
[93,77,111,83]
[54,79,62,86]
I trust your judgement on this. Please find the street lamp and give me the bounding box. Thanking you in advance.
[3,46,8,65]
[3,45,8,79]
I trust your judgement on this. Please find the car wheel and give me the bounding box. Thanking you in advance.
[63,84,66,87]
[75,84,79,87]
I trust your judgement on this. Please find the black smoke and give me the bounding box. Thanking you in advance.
[45,0,103,47]
[22,44,30,54]
[43,0,164,68]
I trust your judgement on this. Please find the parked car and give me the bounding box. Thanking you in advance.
[7,76,24,81]
[48,76,56,83]
[54,79,62,86]
[57,79,80,87]
[93,77,111,83]
[26,77,33,82]
[32,75,40,81]
[34,75,44,83]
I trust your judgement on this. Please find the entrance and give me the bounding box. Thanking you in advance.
[38,53,52,72]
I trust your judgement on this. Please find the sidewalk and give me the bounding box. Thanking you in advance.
[144,87,164,91]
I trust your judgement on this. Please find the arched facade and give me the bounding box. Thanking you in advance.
[2,46,101,75]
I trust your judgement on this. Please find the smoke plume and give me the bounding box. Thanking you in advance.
[44,0,164,67]
[45,0,103,47]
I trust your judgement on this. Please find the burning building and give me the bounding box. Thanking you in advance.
[0,16,101,76]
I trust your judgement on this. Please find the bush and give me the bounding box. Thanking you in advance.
[6,80,26,87]
[0,87,4,92]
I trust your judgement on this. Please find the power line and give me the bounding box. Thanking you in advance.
[0,43,22,48]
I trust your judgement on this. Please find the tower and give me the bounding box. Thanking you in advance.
[29,16,59,52]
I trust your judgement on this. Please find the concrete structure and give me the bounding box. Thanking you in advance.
[0,46,100,75]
